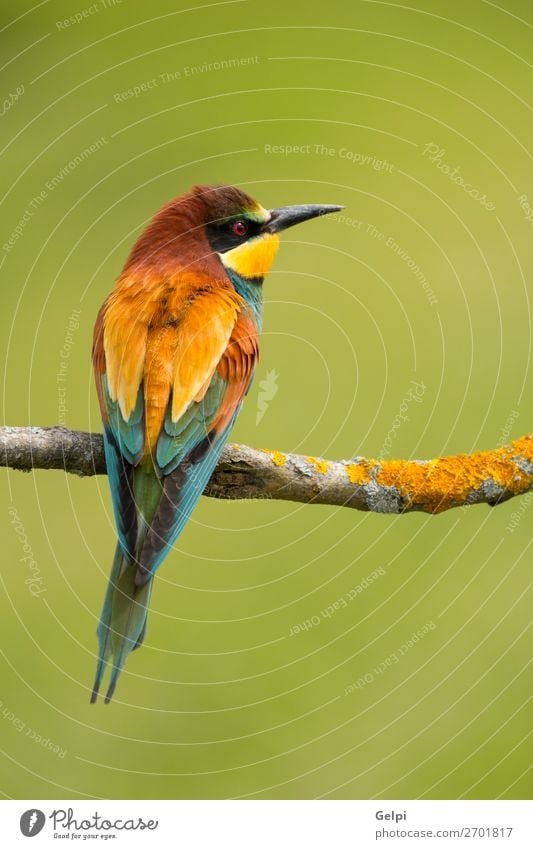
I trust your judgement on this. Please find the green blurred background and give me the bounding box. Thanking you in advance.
[0,0,531,800]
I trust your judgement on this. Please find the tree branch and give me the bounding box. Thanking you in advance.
[2,426,532,515]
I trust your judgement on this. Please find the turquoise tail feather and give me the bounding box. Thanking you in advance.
[91,465,162,704]
[90,542,153,704]
[103,564,153,704]
[92,414,240,702]
[91,542,123,704]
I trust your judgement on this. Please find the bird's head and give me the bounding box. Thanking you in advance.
[195,185,343,280]
[125,185,343,281]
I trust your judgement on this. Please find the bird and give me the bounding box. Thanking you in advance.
[91,184,342,703]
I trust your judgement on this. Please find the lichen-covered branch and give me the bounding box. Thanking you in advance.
[1,426,532,515]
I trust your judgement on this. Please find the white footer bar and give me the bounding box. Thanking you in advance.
[1,799,531,848]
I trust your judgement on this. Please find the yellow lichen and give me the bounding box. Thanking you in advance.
[509,434,533,460]
[259,434,532,514]
[260,448,287,467]
[377,436,532,513]
[306,456,330,474]
[345,460,376,485]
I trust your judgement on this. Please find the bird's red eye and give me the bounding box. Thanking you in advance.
[232,220,247,237]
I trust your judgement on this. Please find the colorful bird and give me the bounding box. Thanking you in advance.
[91,185,342,703]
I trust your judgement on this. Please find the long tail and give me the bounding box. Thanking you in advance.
[90,543,153,704]
[91,423,233,703]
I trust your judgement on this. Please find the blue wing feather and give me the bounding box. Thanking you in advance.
[102,375,144,464]
[156,371,226,474]
[135,409,239,585]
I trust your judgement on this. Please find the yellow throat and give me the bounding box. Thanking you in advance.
[221,232,280,279]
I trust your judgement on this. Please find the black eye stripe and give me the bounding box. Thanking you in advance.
[206,216,262,253]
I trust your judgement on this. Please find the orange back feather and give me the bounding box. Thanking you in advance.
[94,268,258,461]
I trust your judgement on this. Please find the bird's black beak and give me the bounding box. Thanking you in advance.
[265,203,344,234]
